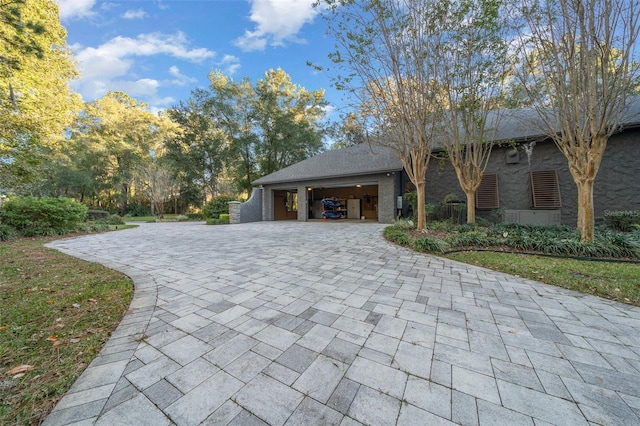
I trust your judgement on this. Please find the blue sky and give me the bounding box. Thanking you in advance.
[56,0,345,119]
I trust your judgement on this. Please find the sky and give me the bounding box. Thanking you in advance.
[56,0,346,119]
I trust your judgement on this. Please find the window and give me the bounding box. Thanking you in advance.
[530,169,562,208]
[475,173,499,209]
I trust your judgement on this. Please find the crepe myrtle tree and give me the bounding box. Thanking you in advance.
[513,0,640,241]
[429,0,511,224]
[321,0,446,230]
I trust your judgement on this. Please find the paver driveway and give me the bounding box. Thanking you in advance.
[43,221,640,425]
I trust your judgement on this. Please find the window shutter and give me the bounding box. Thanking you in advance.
[530,169,562,208]
[475,173,499,209]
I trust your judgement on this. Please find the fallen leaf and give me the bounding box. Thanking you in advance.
[13,373,26,379]
[0,326,8,331]
[46,335,58,342]
[72,303,81,308]
[88,298,97,304]
[508,329,518,334]
[69,338,81,344]
[6,365,33,376]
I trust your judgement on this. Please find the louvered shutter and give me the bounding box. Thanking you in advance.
[530,169,562,208]
[475,173,499,210]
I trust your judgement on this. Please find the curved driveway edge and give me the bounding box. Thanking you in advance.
[43,221,640,425]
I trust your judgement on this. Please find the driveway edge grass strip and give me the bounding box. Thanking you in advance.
[0,236,133,425]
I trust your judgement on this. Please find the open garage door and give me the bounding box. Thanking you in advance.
[307,184,379,221]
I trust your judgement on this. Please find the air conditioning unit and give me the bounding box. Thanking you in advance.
[504,210,562,225]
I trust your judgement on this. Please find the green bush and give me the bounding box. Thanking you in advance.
[0,196,88,236]
[0,224,16,241]
[87,209,109,220]
[383,227,411,246]
[126,202,150,217]
[202,196,236,219]
[186,213,204,220]
[604,210,640,232]
[206,217,230,225]
[446,231,496,247]
[95,214,125,225]
[413,236,446,253]
[392,218,416,230]
[384,221,640,259]
[219,213,230,221]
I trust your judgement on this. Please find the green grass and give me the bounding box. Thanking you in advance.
[123,215,193,223]
[446,251,640,306]
[0,236,133,425]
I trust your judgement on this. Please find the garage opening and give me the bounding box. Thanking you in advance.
[307,184,379,221]
[274,190,298,220]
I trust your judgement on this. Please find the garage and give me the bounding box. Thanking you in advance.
[236,143,404,224]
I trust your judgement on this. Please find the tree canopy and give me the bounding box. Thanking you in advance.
[0,0,80,192]
[513,0,640,241]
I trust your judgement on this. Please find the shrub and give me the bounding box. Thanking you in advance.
[202,195,236,219]
[186,213,204,220]
[94,214,125,225]
[206,217,230,225]
[87,209,109,220]
[126,202,150,217]
[413,236,446,253]
[392,218,416,230]
[604,210,640,232]
[383,227,411,246]
[0,224,16,241]
[0,196,88,236]
[446,231,496,248]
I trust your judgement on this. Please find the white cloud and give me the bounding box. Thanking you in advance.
[122,9,148,20]
[57,0,97,20]
[72,32,215,102]
[234,0,320,52]
[168,66,198,86]
[219,55,241,76]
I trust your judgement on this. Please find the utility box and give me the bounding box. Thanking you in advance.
[504,209,562,225]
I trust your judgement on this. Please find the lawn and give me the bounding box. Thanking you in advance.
[0,236,133,426]
[446,251,640,306]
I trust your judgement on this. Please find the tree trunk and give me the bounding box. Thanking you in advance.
[415,181,427,230]
[576,178,595,242]
[465,190,476,223]
[121,183,129,216]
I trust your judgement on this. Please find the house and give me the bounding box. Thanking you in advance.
[231,100,640,226]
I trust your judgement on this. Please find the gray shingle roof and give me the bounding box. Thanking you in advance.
[252,143,403,185]
[486,96,640,143]
[253,97,640,186]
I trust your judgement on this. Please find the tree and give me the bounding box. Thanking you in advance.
[0,0,80,192]
[514,0,640,241]
[68,92,180,214]
[327,112,367,149]
[204,72,259,194]
[136,160,176,217]
[181,69,326,194]
[165,91,230,206]
[430,0,511,223]
[252,68,326,176]
[322,0,445,230]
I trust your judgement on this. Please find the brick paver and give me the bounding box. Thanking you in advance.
[43,221,640,425]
